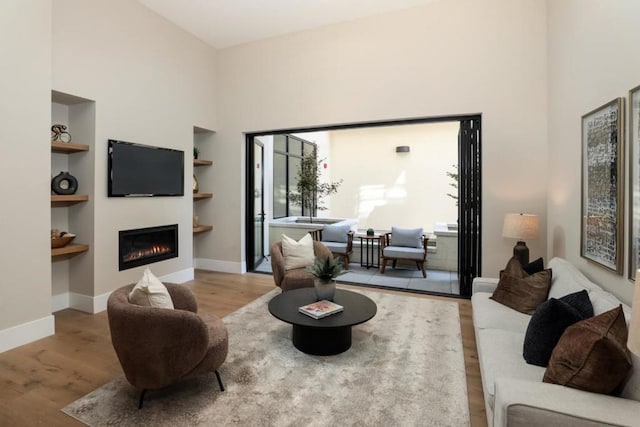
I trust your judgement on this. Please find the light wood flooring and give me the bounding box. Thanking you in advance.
[0,270,486,426]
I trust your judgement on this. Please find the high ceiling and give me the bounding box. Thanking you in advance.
[137,0,442,49]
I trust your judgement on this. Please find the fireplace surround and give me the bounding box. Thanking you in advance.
[119,224,178,271]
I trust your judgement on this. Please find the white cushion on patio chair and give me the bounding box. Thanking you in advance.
[322,241,349,253]
[383,246,425,260]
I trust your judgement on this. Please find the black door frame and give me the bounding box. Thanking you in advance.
[245,114,482,297]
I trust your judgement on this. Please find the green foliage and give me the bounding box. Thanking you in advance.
[446,164,459,206]
[288,153,342,223]
[305,256,344,281]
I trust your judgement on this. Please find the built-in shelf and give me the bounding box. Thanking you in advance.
[51,194,89,206]
[51,141,89,154]
[194,159,213,167]
[193,192,213,200]
[193,225,213,234]
[51,243,89,257]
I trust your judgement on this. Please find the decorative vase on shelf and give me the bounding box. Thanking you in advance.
[314,279,336,301]
[366,228,375,236]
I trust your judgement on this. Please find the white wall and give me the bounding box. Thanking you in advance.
[214,0,548,276]
[0,1,54,349]
[547,0,640,304]
[327,122,459,232]
[51,0,217,297]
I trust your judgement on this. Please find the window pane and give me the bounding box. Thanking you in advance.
[288,156,302,216]
[273,153,287,218]
[274,135,287,153]
[288,137,303,157]
[302,142,315,156]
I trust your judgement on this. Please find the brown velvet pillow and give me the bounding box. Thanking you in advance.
[543,305,632,395]
[491,257,552,314]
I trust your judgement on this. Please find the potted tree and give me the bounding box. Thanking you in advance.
[306,256,344,301]
[288,152,342,224]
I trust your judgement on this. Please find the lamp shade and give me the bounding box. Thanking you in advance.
[629,272,640,356]
[502,213,539,240]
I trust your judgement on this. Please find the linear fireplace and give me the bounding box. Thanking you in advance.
[119,224,178,271]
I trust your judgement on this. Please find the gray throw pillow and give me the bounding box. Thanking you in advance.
[390,227,423,248]
[322,224,350,243]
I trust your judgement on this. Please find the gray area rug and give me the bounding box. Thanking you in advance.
[62,288,470,426]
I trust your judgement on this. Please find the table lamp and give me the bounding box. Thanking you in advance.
[629,272,640,356]
[502,213,539,266]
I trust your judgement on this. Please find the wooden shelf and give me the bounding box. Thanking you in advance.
[193,192,213,200]
[193,225,213,234]
[194,159,213,166]
[52,243,89,257]
[51,194,89,206]
[51,141,89,153]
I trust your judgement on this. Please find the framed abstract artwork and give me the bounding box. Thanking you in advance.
[629,86,640,280]
[581,97,624,274]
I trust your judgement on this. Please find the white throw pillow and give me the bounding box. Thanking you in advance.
[281,233,315,270]
[128,268,174,309]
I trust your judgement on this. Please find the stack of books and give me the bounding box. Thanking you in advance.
[298,300,344,319]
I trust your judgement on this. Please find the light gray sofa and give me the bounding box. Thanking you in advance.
[472,257,640,427]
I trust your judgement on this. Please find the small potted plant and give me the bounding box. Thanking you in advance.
[306,256,344,301]
[193,147,200,159]
[366,228,375,236]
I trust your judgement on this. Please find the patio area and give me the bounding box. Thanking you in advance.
[255,256,460,295]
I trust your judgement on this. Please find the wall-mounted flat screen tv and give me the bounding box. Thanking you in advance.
[108,139,184,197]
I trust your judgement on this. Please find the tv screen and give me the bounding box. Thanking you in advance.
[108,139,184,197]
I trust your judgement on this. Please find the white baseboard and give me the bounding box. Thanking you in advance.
[195,258,245,274]
[69,292,98,313]
[160,268,194,283]
[52,293,70,313]
[0,315,55,353]
[50,268,196,315]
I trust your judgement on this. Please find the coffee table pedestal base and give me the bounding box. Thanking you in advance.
[292,325,351,355]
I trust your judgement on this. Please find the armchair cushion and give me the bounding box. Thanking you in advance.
[321,241,348,253]
[390,226,423,248]
[281,233,315,270]
[322,224,350,243]
[128,268,174,309]
[382,246,425,260]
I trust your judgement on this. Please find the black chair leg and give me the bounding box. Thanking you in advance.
[138,389,147,409]
[215,370,225,391]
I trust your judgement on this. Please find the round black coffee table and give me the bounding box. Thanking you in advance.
[268,288,377,356]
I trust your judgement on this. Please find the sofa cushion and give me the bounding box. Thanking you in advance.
[281,233,315,270]
[547,257,602,299]
[128,268,174,309]
[476,328,546,409]
[382,246,424,260]
[471,292,532,333]
[543,306,632,395]
[390,226,423,248]
[589,289,629,320]
[523,295,587,367]
[491,257,552,315]
[322,224,350,243]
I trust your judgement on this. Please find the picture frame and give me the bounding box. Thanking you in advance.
[581,97,624,274]
[629,86,640,280]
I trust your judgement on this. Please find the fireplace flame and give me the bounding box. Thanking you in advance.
[123,244,172,263]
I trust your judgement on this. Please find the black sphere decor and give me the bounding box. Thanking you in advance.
[51,171,78,195]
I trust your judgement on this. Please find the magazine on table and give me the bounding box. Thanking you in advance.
[298,300,344,319]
